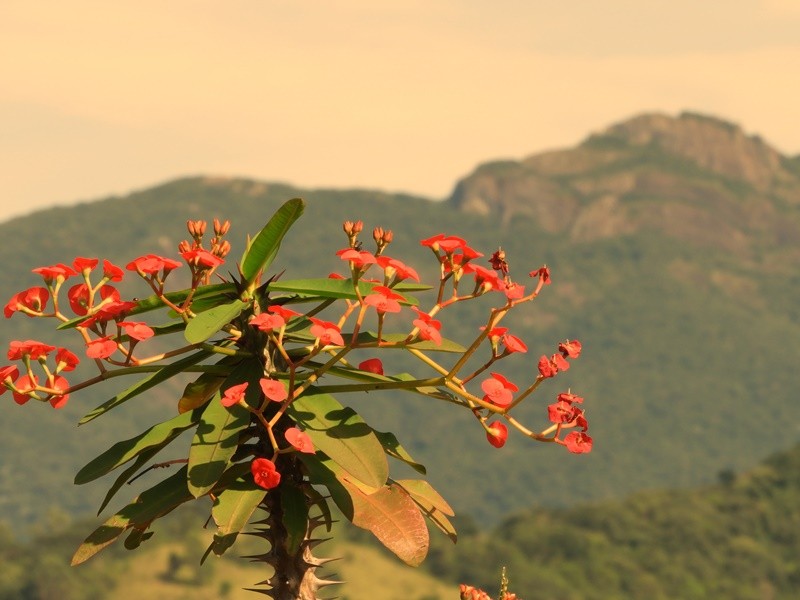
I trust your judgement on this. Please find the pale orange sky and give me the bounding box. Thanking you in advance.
[2,0,800,221]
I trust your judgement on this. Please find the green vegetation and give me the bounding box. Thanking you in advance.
[421,442,800,599]
[2,172,799,535]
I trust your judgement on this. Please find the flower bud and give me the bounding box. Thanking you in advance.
[213,218,231,236]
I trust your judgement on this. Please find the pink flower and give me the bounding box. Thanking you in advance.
[564,431,593,454]
[55,348,80,373]
[358,358,384,375]
[73,257,99,273]
[102,259,125,281]
[181,249,224,268]
[7,340,55,360]
[86,337,117,359]
[251,457,281,489]
[49,376,70,409]
[251,313,285,332]
[259,378,288,402]
[126,254,182,275]
[119,321,155,342]
[309,318,345,347]
[481,372,518,407]
[221,382,249,407]
[559,339,582,359]
[336,248,377,268]
[363,285,404,314]
[268,305,301,321]
[486,422,508,448]
[411,308,442,346]
[12,374,38,405]
[376,256,420,282]
[32,263,76,282]
[0,365,19,395]
[285,427,315,454]
[4,287,49,318]
[538,354,569,378]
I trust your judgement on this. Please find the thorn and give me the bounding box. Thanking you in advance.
[303,536,332,549]
[305,555,343,567]
[314,575,345,588]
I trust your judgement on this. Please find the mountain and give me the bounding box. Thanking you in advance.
[1,112,799,535]
[450,111,800,258]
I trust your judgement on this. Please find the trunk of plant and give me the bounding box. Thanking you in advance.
[244,445,341,598]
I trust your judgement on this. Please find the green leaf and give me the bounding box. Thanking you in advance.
[95,445,163,515]
[187,391,249,498]
[209,478,266,557]
[395,479,457,543]
[268,278,418,305]
[184,299,248,344]
[281,484,310,556]
[241,198,305,285]
[341,479,429,567]
[289,390,388,489]
[72,466,193,565]
[177,371,227,414]
[374,430,427,475]
[79,348,214,424]
[75,408,202,485]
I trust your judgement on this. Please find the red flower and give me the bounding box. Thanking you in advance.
[221,382,249,407]
[485,422,508,448]
[85,299,138,325]
[547,400,579,424]
[564,431,593,454]
[529,265,551,285]
[0,365,19,395]
[7,340,55,360]
[463,263,503,292]
[32,263,76,282]
[502,282,525,300]
[259,378,288,402]
[336,248,377,268]
[268,305,301,321]
[119,321,155,342]
[12,374,38,405]
[86,337,117,359]
[126,254,182,275]
[557,392,584,404]
[376,256,420,282]
[328,272,346,280]
[181,249,224,268]
[73,257,98,273]
[49,376,70,409]
[251,457,281,489]
[309,318,345,347]
[411,308,442,345]
[364,285,404,314]
[503,333,527,354]
[251,313,286,331]
[4,287,49,318]
[285,427,315,454]
[481,372,518,407]
[68,284,120,317]
[559,339,582,359]
[358,358,384,375]
[102,259,125,281]
[538,353,569,378]
[55,348,80,372]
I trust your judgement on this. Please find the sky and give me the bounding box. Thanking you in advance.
[2,0,800,222]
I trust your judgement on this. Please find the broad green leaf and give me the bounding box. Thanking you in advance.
[268,278,418,305]
[72,466,192,565]
[187,391,249,498]
[341,479,429,567]
[241,198,305,284]
[95,445,163,515]
[79,348,214,424]
[124,528,154,550]
[395,479,457,543]
[281,483,310,555]
[57,282,237,329]
[394,479,454,516]
[75,408,202,485]
[374,430,427,475]
[289,390,388,489]
[184,299,248,344]
[177,371,227,414]
[209,478,267,557]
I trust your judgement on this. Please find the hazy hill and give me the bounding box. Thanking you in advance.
[1,112,799,534]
